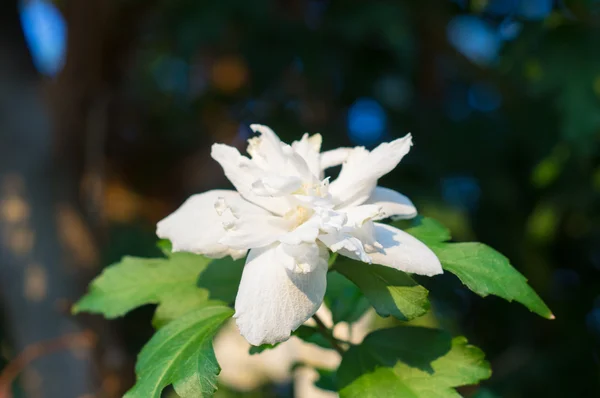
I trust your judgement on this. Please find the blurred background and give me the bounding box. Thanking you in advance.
[0,0,599,397]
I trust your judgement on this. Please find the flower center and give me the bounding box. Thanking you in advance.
[284,206,314,230]
[293,178,330,198]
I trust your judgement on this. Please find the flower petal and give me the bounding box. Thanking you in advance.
[319,231,371,263]
[248,124,288,170]
[279,215,321,245]
[292,133,322,177]
[234,243,328,345]
[363,187,417,220]
[156,190,246,259]
[251,175,303,197]
[216,195,291,250]
[320,147,353,171]
[211,143,290,215]
[329,134,413,209]
[367,223,443,276]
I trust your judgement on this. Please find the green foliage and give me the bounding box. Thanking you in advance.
[75,216,552,397]
[324,271,371,324]
[339,336,491,398]
[334,261,429,322]
[314,367,337,392]
[248,325,333,354]
[125,303,233,398]
[73,251,211,319]
[197,256,245,304]
[337,326,452,389]
[401,218,554,319]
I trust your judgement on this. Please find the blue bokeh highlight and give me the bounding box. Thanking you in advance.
[19,0,67,77]
[347,98,387,146]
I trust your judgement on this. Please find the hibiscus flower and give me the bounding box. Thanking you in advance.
[157,125,442,345]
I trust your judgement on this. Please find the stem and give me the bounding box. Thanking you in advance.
[312,314,345,356]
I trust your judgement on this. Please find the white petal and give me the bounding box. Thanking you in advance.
[320,147,353,170]
[251,175,303,196]
[156,190,246,259]
[234,243,328,345]
[248,125,316,182]
[217,195,291,250]
[367,223,443,276]
[211,143,290,215]
[277,242,328,274]
[279,215,321,245]
[319,231,371,263]
[344,204,384,227]
[329,134,413,209]
[363,187,417,220]
[248,124,288,170]
[292,133,322,177]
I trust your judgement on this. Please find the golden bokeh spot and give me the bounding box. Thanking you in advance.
[211,55,249,93]
[56,203,99,268]
[593,76,600,97]
[524,59,543,82]
[4,226,35,256]
[470,0,488,13]
[526,202,559,243]
[24,263,47,302]
[0,196,30,223]
[103,181,140,223]
[592,167,600,192]
[101,374,122,396]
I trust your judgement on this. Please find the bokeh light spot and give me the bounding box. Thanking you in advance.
[447,16,501,66]
[347,98,387,146]
[519,0,553,20]
[19,0,67,77]
[211,56,249,93]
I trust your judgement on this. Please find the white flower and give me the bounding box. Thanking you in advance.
[157,124,442,346]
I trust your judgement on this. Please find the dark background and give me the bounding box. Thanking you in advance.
[0,0,599,397]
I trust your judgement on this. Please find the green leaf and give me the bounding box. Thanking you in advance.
[152,292,215,329]
[402,217,554,319]
[433,243,553,319]
[125,303,233,398]
[74,251,211,319]
[294,325,333,350]
[339,369,419,398]
[339,336,491,398]
[157,239,173,254]
[324,271,371,324]
[337,326,452,389]
[248,325,332,355]
[248,343,279,355]
[197,256,245,303]
[334,260,430,322]
[314,368,337,392]
[401,216,451,244]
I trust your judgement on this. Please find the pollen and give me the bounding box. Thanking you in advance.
[284,206,314,229]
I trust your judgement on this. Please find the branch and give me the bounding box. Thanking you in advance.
[312,314,345,356]
[0,331,97,398]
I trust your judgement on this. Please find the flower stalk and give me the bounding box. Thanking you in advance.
[312,314,345,356]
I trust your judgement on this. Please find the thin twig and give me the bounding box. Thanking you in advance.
[0,330,96,398]
[312,314,345,356]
